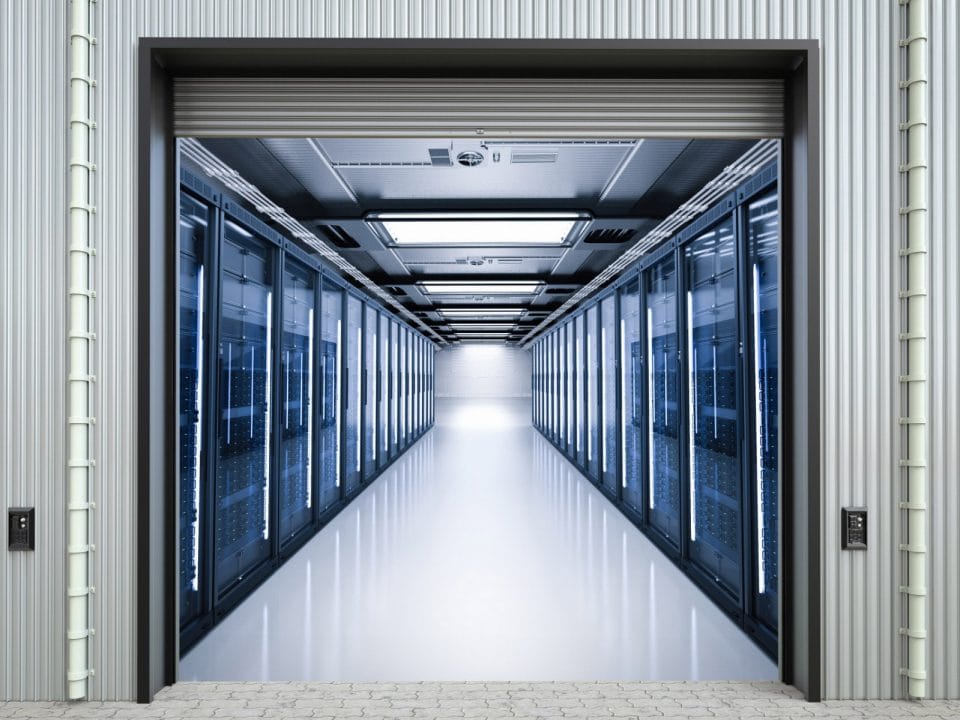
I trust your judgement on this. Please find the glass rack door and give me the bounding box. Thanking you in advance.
[363,304,378,481]
[601,295,619,495]
[645,254,682,546]
[318,278,342,512]
[685,216,742,599]
[390,321,399,458]
[278,259,315,545]
[619,279,643,512]
[343,295,362,494]
[586,306,600,482]
[178,192,210,631]
[566,321,575,458]
[747,191,780,633]
[214,220,275,598]
[575,314,586,469]
[379,312,390,469]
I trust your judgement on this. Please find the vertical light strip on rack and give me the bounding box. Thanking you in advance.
[646,307,655,510]
[620,318,628,488]
[307,308,314,508]
[67,0,96,699]
[686,290,696,542]
[263,293,272,540]
[899,0,929,700]
[335,319,342,488]
[752,263,766,596]
[601,326,607,474]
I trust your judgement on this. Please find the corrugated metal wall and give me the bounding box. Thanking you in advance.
[927,0,960,701]
[0,0,69,702]
[0,0,957,702]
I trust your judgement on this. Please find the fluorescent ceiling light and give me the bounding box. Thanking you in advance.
[368,211,589,246]
[421,281,541,295]
[448,323,516,331]
[455,333,511,338]
[440,309,524,318]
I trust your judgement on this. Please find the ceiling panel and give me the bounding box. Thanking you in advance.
[318,138,632,203]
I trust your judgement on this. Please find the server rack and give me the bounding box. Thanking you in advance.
[530,162,779,656]
[177,167,437,653]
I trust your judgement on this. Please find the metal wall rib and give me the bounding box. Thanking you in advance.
[927,0,960,700]
[0,0,958,701]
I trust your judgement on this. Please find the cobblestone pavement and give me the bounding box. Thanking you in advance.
[2,682,959,719]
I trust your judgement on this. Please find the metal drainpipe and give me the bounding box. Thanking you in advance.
[898,0,928,701]
[67,0,97,700]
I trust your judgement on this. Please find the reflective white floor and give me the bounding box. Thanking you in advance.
[180,398,777,682]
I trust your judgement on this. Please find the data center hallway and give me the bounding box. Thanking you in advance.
[180,398,776,682]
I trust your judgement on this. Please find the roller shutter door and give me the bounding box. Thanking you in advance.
[172,77,783,139]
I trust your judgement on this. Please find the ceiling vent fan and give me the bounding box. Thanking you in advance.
[456,150,484,167]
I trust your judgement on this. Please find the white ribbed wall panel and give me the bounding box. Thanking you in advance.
[1,0,958,702]
[0,0,69,702]
[435,346,532,398]
[927,0,960,701]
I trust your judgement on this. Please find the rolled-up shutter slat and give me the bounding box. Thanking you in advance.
[173,77,783,138]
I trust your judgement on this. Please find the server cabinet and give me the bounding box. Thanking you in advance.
[363,304,378,481]
[557,330,564,447]
[378,312,390,469]
[278,258,316,546]
[556,332,563,441]
[213,217,276,600]
[544,338,551,435]
[600,294,619,496]
[585,306,600,482]
[413,336,422,436]
[343,294,362,494]
[746,190,780,635]
[548,335,554,440]
[619,278,643,512]
[390,320,400,458]
[532,343,538,429]
[565,322,575,458]
[178,191,211,634]
[537,343,544,431]
[684,216,743,599]
[407,330,414,444]
[575,314,586,468]
[318,277,343,511]
[398,328,408,448]
[428,340,433,429]
[645,253,682,547]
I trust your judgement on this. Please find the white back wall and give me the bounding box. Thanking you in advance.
[435,345,531,398]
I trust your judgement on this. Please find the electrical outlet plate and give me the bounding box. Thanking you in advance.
[841,506,867,550]
[8,507,35,551]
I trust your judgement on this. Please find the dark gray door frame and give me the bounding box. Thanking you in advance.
[137,38,820,703]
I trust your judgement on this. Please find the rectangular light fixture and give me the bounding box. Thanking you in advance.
[448,323,516,331]
[440,308,524,319]
[367,211,589,247]
[421,281,541,295]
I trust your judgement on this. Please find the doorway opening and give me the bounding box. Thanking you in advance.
[138,39,819,702]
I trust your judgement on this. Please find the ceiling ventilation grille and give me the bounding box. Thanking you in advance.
[318,224,361,249]
[582,227,635,244]
[510,151,558,164]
